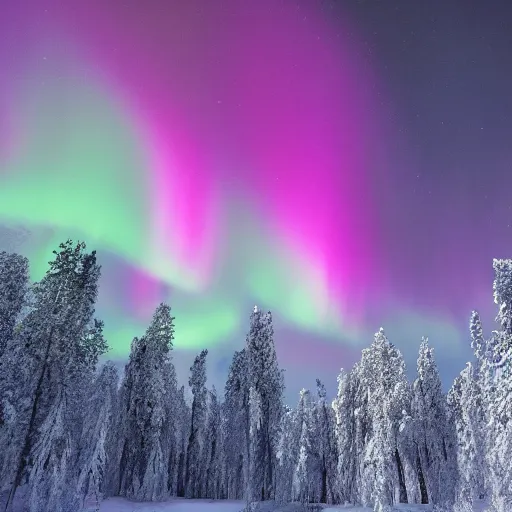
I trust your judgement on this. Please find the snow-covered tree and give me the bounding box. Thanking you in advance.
[0,252,30,480]
[245,307,284,503]
[223,349,249,500]
[275,404,295,503]
[204,386,222,498]
[356,328,410,511]
[484,260,512,511]
[485,353,512,512]
[332,367,360,505]
[448,362,485,512]
[161,349,179,496]
[75,361,119,508]
[411,338,454,509]
[117,303,175,501]
[291,388,320,504]
[3,240,104,512]
[174,385,191,498]
[313,379,337,504]
[493,259,512,336]
[185,349,209,498]
[0,251,29,358]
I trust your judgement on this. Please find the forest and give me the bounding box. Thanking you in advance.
[0,240,510,512]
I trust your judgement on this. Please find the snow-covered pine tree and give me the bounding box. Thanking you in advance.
[204,386,221,498]
[0,252,30,480]
[313,379,337,504]
[485,349,512,512]
[223,349,249,500]
[411,338,454,509]
[114,336,139,496]
[75,361,119,508]
[3,240,104,512]
[185,349,209,499]
[216,403,228,500]
[470,311,485,363]
[291,388,317,504]
[357,328,410,512]
[0,252,29,358]
[174,385,191,498]
[117,303,175,501]
[332,367,365,505]
[447,362,484,512]
[141,303,176,500]
[245,307,284,503]
[484,260,512,511]
[66,319,109,479]
[493,259,512,336]
[291,381,334,505]
[274,404,295,503]
[161,347,179,496]
[467,315,488,502]
[443,310,492,512]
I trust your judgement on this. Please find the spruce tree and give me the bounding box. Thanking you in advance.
[3,240,103,512]
[485,260,512,511]
[245,307,284,503]
[0,251,29,358]
[75,361,119,508]
[223,349,249,500]
[204,386,221,498]
[411,338,453,508]
[117,303,175,501]
[314,378,337,504]
[174,385,190,498]
[332,368,358,505]
[185,349,208,498]
[0,252,29,470]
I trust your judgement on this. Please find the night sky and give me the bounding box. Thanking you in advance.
[1,0,511,402]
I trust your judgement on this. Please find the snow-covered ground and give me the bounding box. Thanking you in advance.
[90,497,245,512]
[0,492,488,512]
[91,497,434,512]
[92,498,489,512]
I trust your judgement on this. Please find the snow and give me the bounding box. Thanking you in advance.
[89,498,443,512]
[90,498,245,512]
[323,506,430,512]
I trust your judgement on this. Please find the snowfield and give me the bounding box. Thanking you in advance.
[90,497,434,512]
[91,498,490,512]
[89,497,245,511]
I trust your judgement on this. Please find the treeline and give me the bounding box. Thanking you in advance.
[0,241,511,512]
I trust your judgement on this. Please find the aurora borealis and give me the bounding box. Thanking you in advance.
[2,0,512,399]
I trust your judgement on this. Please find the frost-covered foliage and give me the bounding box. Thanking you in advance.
[411,338,454,509]
[245,308,284,503]
[1,244,512,512]
[493,258,512,334]
[117,303,176,501]
[312,379,337,504]
[76,361,119,508]
[0,251,29,357]
[0,251,29,476]
[185,349,209,499]
[0,241,106,512]
[483,261,512,512]
[223,349,249,500]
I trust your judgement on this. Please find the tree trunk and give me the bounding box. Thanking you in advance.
[5,327,54,512]
[265,421,273,500]
[395,447,408,503]
[185,398,197,498]
[176,452,185,497]
[117,440,129,495]
[417,449,429,504]
[320,456,327,503]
